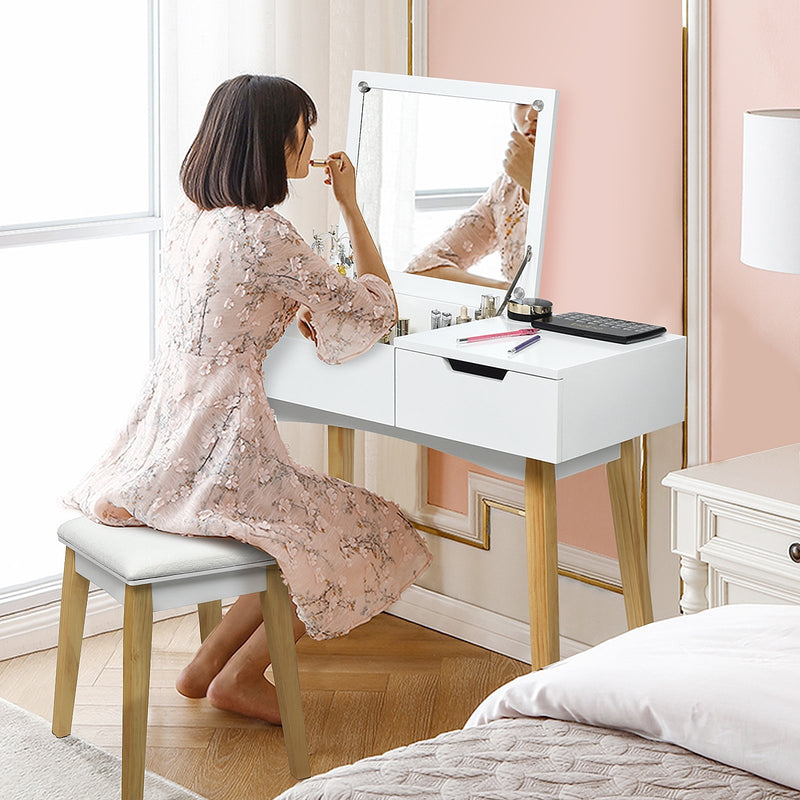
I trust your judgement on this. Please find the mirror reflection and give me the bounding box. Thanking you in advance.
[355,90,538,290]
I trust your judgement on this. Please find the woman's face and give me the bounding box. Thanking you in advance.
[285,116,314,179]
[512,104,538,140]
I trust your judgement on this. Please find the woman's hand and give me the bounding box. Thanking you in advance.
[503,130,535,201]
[323,151,358,211]
[296,306,317,344]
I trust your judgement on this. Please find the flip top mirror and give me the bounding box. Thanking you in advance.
[345,71,558,306]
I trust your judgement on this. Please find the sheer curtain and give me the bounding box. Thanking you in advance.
[161,0,408,237]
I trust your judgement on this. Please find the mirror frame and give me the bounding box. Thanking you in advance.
[345,70,558,307]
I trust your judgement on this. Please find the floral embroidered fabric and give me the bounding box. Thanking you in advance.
[65,198,432,640]
[406,174,528,282]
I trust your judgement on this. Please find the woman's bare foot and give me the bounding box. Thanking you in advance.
[175,651,225,699]
[206,668,282,725]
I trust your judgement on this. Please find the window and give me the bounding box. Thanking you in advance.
[0,0,159,592]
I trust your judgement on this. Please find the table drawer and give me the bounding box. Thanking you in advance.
[395,348,561,461]
[265,334,394,426]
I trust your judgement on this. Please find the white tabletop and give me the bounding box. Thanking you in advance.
[393,315,681,380]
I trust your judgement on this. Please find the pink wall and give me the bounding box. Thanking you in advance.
[710,1,800,461]
[426,0,683,557]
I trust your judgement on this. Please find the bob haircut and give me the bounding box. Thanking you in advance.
[180,74,317,210]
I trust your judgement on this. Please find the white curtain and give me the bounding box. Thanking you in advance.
[161,0,408,239]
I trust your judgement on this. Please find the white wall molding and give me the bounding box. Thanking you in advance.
[685,0,711,466]
[0,578,233,660]
[387,583,587,664]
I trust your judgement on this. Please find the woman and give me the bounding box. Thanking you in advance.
[406,103,538,289]
[64,74,432,724]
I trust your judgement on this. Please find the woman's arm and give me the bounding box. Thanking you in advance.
[413,265,509,290]
[324,151,397,316]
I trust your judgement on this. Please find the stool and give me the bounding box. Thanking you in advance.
[51,517,311,800]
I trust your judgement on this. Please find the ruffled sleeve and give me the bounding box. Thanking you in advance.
[257,212,397,365]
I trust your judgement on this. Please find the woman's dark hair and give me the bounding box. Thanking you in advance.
[180,75,317,210]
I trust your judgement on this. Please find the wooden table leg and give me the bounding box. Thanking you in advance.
[327,425,355,483]
[606,438,653,629]
[525,457,559,670]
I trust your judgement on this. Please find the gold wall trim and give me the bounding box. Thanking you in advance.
[417,496,625,594]
[407,0,413,75]
[413,520,490,550]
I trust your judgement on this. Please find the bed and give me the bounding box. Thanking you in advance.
[275,604,800,799]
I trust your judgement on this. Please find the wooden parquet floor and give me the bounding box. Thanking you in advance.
[0,611,527,799]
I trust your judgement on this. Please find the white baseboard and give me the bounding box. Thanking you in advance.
[387,583,587,664]
[0,585,201,661]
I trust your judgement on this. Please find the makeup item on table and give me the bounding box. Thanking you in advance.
[431,309,442,329]
[474,309,483,321]
[379,331,393,344]
[495,245,532,317]
[395,318,409,337]
[507,296,553,323]
[455,306,471,325]
[456,327,538,344]
[507,334,541,355]
[441,311,452,327]
[480,294,497,319]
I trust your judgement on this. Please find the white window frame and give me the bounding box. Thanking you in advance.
[0,0,161,354]
[0,0,161,653]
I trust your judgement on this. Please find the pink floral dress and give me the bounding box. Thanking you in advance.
[65,197,432,640]
[406,174,528,281]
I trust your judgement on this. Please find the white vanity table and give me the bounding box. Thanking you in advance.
[264,71,687,670]
[664,444,800,614]
[265,299,686,669]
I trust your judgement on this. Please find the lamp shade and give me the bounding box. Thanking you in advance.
[741,109,800,274]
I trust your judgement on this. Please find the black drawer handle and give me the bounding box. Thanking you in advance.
[446,358,508,380]
[789,543,800,563]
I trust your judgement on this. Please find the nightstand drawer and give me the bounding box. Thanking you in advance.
[704,498,800,566]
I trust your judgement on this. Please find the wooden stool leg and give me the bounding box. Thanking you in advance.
[525,458,559,671]
[52,548,90,737]
[261,565,311,780]
[606,438,653,629]
[122,584,153,800]
[197,600,222,642]
[327,425,355,482]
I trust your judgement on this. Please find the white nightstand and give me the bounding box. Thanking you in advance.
[663,444,800,613]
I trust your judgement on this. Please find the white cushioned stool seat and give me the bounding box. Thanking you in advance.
[58,516,274,583]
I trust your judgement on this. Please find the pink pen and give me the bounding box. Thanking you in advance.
[456,327,538,344]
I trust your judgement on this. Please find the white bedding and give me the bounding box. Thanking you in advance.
[467,604,800,791]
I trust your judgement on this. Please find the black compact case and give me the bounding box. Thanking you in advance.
[506,297,553,323]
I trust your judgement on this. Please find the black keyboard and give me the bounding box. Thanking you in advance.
[534,312,667,344]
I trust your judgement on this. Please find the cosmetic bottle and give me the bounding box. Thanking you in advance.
[431,309,442,329]
[441,312,452,327]
[480,294,497,318]
[396,318,409,337]
[455,306,471,325]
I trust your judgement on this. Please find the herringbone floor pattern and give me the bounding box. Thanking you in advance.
[0,611,527,799]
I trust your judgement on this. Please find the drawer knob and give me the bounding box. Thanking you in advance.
[789,543,800,563]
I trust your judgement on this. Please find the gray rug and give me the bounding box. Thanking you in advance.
[0,696,208,800]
